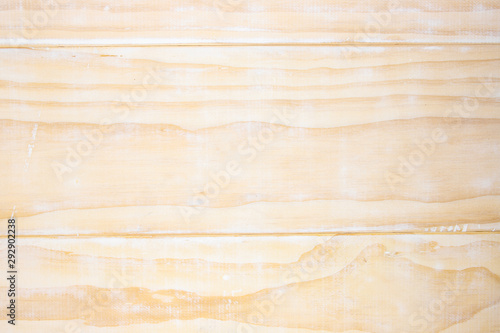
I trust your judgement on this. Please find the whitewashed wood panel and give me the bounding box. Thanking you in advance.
[0,234,499,332]
[1,0,500,46]
[0,46,499,235]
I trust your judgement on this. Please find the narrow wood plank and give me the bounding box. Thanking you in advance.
[1,45,499,235]
[0,234,499,332]
[1,46,499,130]
[1,0,500,46]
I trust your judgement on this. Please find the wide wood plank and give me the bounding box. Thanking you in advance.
[1,0,500,46]
[1,45,499,235]
[2,117,500,235]
[0,234,499,332]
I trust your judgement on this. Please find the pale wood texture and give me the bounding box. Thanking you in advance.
[1,234,499,332]
[1,1,500,332]
[1,0,500,46]
[1,45,499,234]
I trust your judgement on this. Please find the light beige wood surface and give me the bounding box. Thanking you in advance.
[1,1,499,332]
[1,45,499,235]
[1,234,499,332]
[1,45,500,129]
[2,117,500,235]
[1,0,500,46]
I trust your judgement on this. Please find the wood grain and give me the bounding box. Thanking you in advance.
[1,45,499,234]
[1,0,500,46]
[0,234,499,332]
[1,46,499,129]
[2,117,500,235]
[1,0,499,332]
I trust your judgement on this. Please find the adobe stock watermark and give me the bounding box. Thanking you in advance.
[62,266,134,333]
[51,66,167,182]
[236,236,333,333]
[386,75,499,192]
[179,106,297,223]
[9,0,69,46]
[406,277,461,333]
[341,0,401,58]
[385,128,448,191]
[214,0,244,20]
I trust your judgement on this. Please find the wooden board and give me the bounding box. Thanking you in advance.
[0,234,499,332]
[1,45,499,235]
[1,0,500,46]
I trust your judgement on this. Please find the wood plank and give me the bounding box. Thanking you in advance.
[1,46,500,129]
[1,0,500,46]
[1,234,499,332]
[2,117,500,235]
[1,45,499,235]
